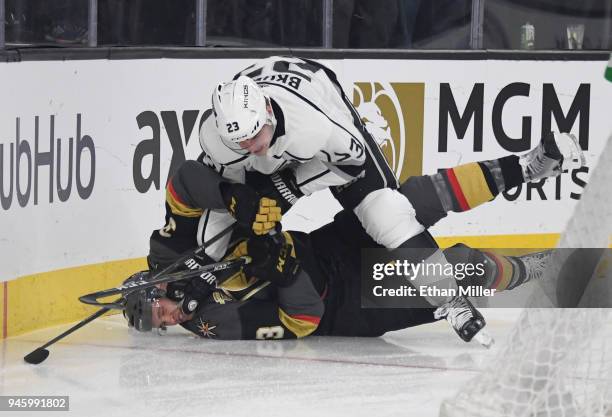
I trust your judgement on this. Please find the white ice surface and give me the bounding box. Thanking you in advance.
[2,309,521,417]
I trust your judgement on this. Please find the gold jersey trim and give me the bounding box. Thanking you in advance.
[278,308,318,338]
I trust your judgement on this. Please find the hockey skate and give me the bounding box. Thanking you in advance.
[515,251,551,286]
[520,131,585,182]
[434,295,491,346]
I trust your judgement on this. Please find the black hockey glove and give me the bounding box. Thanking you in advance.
[165,280,200,315]
[246,170,304,213]
[180,277,215,315]
[166,275,217,315]
[169,257,250,315]
[243,233,302,287]
[165,280,190,302]
[219,182,282,235]
[160,248,216,301]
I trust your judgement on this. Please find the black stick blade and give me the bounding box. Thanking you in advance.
[24,348,50,365]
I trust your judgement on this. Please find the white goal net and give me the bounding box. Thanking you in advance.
[440,134,612,417]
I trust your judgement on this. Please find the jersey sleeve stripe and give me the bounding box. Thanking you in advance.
[166,181,203,218]
[284,151,313,161]
[444,168,470,211]
[289,314,321,325]
[296,169,331,187]
[278,308,319,338]
[452,163,495,209]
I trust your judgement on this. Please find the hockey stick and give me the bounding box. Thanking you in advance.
[78,256,250,308]
[24,308,110,365]
[81,223,282,308]
[23,222,237,365]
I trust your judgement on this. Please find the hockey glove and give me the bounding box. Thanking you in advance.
[219,182,282,235]
[163,275,212,315]
[181,277,216,315]
[169,254,255,314]
[246,170,304,213]
[244,232,302,287]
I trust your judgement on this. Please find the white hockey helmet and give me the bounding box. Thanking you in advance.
[211,76,269,153]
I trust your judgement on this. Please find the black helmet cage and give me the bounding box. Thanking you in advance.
[122,272,166,333]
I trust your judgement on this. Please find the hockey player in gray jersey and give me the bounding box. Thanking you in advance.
[122,191,566,341]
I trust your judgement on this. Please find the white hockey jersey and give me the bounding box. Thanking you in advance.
[199,56,371,196]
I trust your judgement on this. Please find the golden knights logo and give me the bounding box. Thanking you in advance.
[353,82,425,182]
[197,318,218,338]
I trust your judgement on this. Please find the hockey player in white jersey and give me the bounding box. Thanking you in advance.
[201,56,584,247]
[201,56,422,248]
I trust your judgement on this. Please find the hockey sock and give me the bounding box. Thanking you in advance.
[433,162,496,213]
[481,155,525,193]
[480,252,522,292]
[434,156,525,215]
[464,251,549,292]
[444,245,536,293]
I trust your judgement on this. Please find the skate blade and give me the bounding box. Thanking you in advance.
[557,132,586,170]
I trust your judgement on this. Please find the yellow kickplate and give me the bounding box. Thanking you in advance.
[4,258,147,338]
